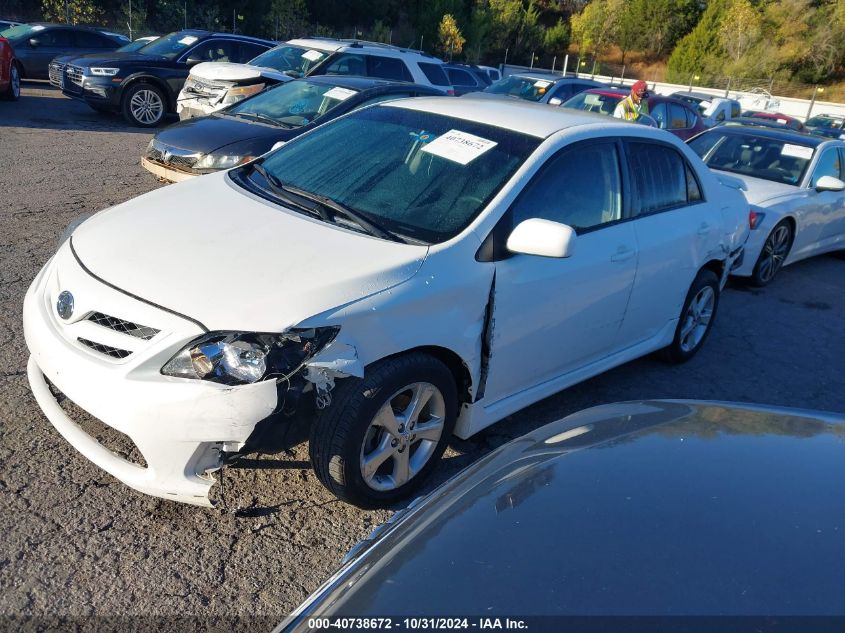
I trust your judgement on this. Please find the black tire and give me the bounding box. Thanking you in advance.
[309,352,458,508]
[660,268,720,364]
[750,220,793,287]
[1,61,20,101]
[121,82,166,127]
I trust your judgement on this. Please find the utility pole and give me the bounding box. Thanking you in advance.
[233,8,236,33]
[64,0,70,23]
[127,0,132,40]
[184,1,187,29]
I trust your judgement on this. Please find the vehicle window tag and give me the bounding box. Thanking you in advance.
[421,129,497,165]
[179,36,198,45]
[302,50,323,62]
[534,80,552,88]
[323,87,357,101]
[781,144,813,160]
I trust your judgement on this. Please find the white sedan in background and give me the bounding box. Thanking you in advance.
[689,126,845,285]
[24,99,748,508]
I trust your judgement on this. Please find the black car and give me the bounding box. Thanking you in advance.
[0,23,128,79]
[477,72,605,105]
[142,75,444,181]
[279,400,845,629]
[57,29,274,126]
[442,63,491,96]
[804,113,845,139]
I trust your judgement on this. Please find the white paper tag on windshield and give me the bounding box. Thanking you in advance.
[32,25,45,31]
[781,144,813,160]
[323,86,357,101]
[534,80,552,88]
[421,129,497,165]
[302,49,323,61]
[179,36,198,45]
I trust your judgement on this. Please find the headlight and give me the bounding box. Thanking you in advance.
[161,327,339,385]
[194,153,255,170]
[89,67,119,76]
[222,83,265,104]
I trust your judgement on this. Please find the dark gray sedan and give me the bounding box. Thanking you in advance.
[279,400,845,629]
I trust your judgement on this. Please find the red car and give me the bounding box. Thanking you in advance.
[0,36,20,100]
[561,87,706,140]
[748,111,805,132]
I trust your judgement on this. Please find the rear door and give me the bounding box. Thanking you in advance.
[72,30,116,57]
[615,139,722,345]
[483,139,638,402]
[804,146,845,252]
[26,28,73,77]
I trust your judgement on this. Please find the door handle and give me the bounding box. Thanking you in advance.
[697,222,711,236]
[611,246,635,262]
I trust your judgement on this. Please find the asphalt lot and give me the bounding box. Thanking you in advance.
[2,83,845,630]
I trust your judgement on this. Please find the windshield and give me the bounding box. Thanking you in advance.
[688,131,814,186]
[806,115,844,130]
[248,45,329,76]
[117,38,155,53]
[484,75,556,102]
[227,79,358,128]
[136,31,202,59]
[1,24,44,40]
[241,106,540,243]
[561,91,622,116]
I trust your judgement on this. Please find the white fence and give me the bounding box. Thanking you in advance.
[500,63,845,122]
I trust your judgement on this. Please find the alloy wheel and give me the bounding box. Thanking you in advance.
[130,89,163,125]
[11,64,19,98]
[679,285,715,353]
[757,224,791,284]
[359,382,446,492]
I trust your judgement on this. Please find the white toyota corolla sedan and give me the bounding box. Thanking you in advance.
[689,125,845,286]
[24,98,749,508]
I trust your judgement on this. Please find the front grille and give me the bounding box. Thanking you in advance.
[186,79,227,97]
[66,65,84,87]
[87,312,159,341]
[46,378,147,468]
[77,337,132,359]
[49,62,65,87]
[145,140,200,171]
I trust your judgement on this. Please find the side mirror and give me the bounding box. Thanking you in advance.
[185,56,203,66]
[506,218,576,258]
[28,37,40,48]
[815,175,845,192]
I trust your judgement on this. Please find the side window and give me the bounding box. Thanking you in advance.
[74,31,111,48]
[669,103,689,129]
[512,142,622,233]
[366,56,413,82]
[731,102,741,118]
[651,102,668,130]
[550,83,573,101]
[685,106,697,128]
[323,53,367,76]
[686,164,703,202]
[187,39,238,62]
[627,142,690,214]
[810,148,843,188]
[39,29,73,47]
[417,62,451,87]
[716,109,726,122]
[446,68,476,87]
[238,42,269,63]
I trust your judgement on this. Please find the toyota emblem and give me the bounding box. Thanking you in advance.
[56,291,74,320]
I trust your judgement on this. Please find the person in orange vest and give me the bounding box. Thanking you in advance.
[614,80,650,121]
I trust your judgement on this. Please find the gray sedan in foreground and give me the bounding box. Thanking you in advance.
[278,400,845,629]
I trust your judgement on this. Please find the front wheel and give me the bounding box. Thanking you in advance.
[309,353,457,508]
[1,62,20,101]
[751,221,793,286]
[121,82,166,127]
[661,268,720,364]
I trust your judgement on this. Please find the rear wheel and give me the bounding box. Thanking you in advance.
[309,353,457,508]
[121,82,166,127]
[751,221,793,286]
[661,268,720,364]
[1,62,20,101]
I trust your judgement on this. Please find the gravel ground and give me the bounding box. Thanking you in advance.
[2,83,845,632]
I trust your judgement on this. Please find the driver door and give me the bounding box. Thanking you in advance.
[482,139,638,404]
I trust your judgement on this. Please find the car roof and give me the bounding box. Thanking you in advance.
[752,111,800,121]
[287,37,442,61]
[285,400,845,621]
[303,75,435,92]
[387,96,629,138]
[705,123,826,146]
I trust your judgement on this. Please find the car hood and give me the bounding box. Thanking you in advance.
[153,113,295,155]
[711,169,799,205]
[71,173,429,332]
[286,400,845,620]
[189,61,290,83]
[70,51,168,67]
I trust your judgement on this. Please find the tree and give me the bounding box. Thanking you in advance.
[666,0,731,82]
[719,0,762,65]
[266,0,309,40]
[437,13,465,59]
[41,0,103,24]
[542,17,570,59]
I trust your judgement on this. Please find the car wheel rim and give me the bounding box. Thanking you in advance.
[130,89,163,124]
[359,382,445,492]
[758,225,791,283]
[679,285,715,353]
[11,65,19,97]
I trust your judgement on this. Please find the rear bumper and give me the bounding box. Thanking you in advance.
[141,156,197,183]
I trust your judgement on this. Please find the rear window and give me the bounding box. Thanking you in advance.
[367,55,413,82]
[446,68,476,87]
[417,62,451,87]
